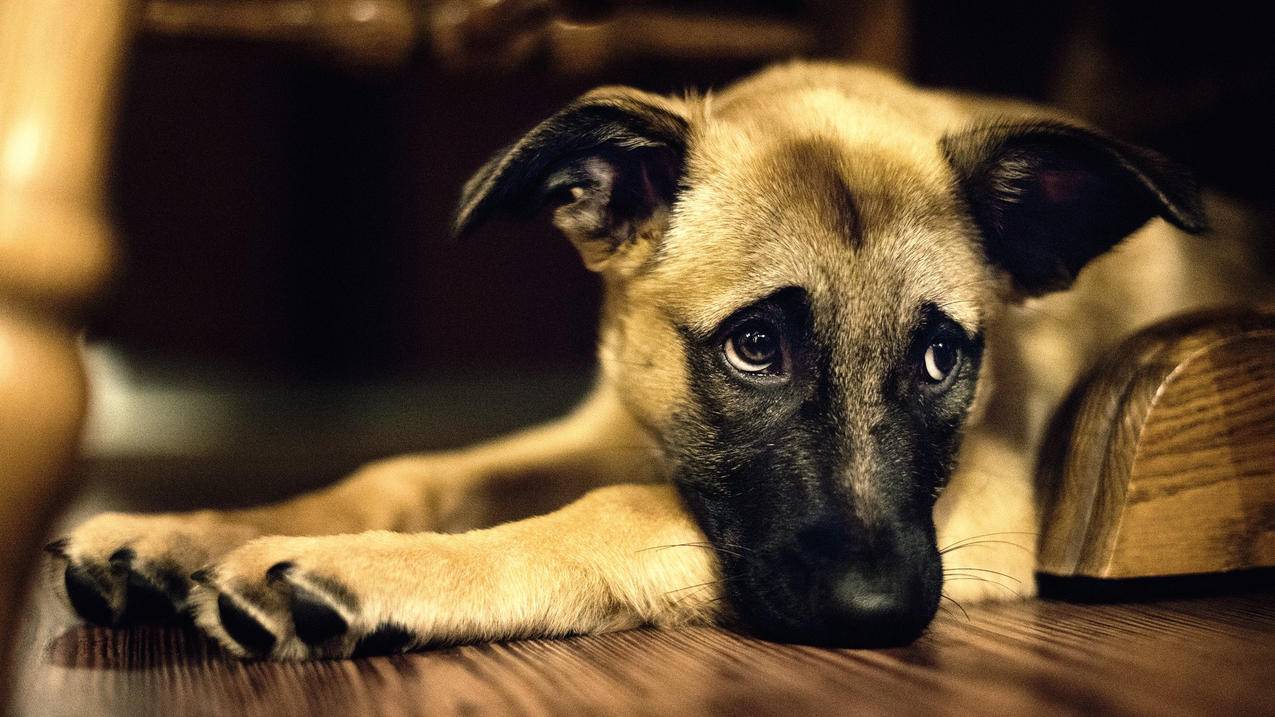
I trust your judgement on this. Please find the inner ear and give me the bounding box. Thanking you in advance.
[451,89,689,273]
[542,146,681,270]
[942,121,1207,295]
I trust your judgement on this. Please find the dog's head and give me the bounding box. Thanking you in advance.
[453,65,1205,646]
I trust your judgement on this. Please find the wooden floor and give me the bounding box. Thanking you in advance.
[12,581,1275,716]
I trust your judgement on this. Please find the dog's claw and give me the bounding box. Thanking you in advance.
[108,547,136,569]
[50,513,261,631]
[264,561,295,585]
[191,548,399,659]
[54,543,190,626]
[44,538,69,557]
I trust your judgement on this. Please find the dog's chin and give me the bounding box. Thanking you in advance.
[722,555,943,649]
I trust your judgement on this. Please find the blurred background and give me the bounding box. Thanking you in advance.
[82,0,1275,508]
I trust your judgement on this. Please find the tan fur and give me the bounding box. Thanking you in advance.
[190,484,719,659]
[48,61,1271,657]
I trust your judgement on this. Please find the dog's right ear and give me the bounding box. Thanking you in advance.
[451,87,690,272]
[942,120,1207,296]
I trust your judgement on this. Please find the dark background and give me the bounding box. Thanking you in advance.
[94,2,1275,383]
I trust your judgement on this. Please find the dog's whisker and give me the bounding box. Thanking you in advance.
[942,576,1024,599]
[939,594,970,622]
[938,530,1040,552]
[668,583,714,607]
[705,539,755,555]
[939,539,1034,556]
[658,540,754,554]
[938,528,1035,548]
[942,566,1022,583]
[673,592,732,614]
[640,543,749,560]
[665,576,739,609]
[664,577,729,596]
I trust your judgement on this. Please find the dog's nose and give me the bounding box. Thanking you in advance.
[789,519,938,647]
[817,567,931,647]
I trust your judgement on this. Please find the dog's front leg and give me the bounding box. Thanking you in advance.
[48,390,661,626]
[186,484,722,659]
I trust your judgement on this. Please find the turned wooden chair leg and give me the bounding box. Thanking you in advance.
[0,0,133,705]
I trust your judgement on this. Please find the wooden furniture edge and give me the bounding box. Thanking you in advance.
[1038,308,1275,579]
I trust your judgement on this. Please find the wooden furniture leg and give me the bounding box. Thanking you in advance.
[1038,309,1275,579]
[0,0,132,706]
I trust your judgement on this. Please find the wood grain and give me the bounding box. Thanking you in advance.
[1038,309,1275,578]
[12,584,1275,717]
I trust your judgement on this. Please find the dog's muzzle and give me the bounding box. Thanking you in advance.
[730,515,942,648]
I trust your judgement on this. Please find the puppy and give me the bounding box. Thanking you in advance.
[47,61,1263,658]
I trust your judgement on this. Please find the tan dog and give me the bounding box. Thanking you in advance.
[46,62,1267,659]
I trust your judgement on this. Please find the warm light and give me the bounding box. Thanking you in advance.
[349,0,380,23]
[2,117,43,183]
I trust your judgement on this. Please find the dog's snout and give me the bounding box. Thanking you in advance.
[795,519,854,564]
[737,517,941,648]
[817,566,933,647]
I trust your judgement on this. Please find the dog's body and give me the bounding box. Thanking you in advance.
[49,62,1271,658]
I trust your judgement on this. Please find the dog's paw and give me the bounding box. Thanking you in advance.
[188,534,430,660]
[46,512,259,626]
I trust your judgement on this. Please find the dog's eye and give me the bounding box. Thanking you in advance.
[724,321,782,373]
[921,339,959,383]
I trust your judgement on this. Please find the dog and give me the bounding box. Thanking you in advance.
[46,61,1268,659]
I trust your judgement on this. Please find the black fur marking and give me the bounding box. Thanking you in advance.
[351,623,416,657]
[765,138,864,249]
[451,92,688,241]
[120,570,179,623]
[895,304,985,459]
[64,564,114,626]
[670,295,979,647]
[942,120,1207,295]
[216,593,276,656]
[287,581,350,646]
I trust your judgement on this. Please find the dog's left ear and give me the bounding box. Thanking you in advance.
[942,121,1208,295]
[451,87,689,272]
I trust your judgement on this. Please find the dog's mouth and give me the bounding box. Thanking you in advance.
[710,518,943,648]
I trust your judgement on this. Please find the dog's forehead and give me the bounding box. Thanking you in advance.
[653,123,987,337]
